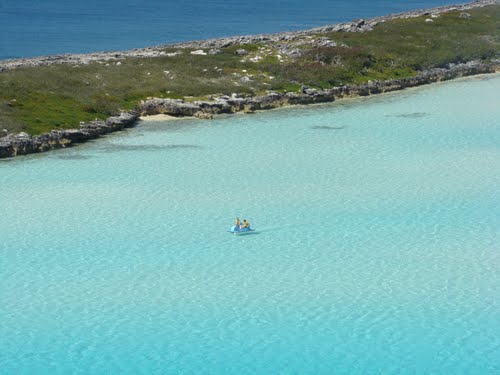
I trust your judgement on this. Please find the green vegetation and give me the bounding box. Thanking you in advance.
[331,7,499,70]
[1,5,498,134]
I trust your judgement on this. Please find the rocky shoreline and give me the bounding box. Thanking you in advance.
[1,60,498,159]
[0,112,139,159]
[1,0,499,159]
[138,62,499,116]
[0,0,497,72]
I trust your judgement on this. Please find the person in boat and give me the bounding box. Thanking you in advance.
[232,218,241,231]
[241,219,250,229]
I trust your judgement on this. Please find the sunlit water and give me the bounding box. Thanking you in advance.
[1,75,499,374]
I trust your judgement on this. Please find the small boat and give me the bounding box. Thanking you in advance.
[228,225,255,235]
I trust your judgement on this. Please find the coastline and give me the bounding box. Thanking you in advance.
[0,0,497,72]
[1,61,498,159]
[0,0,499,159]
[138,114,181,122]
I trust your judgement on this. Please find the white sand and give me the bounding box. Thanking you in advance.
[138,114,185,122]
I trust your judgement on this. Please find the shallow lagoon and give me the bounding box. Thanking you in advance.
[1,75,499,374]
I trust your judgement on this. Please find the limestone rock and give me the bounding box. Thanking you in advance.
[139,98,200,116]
[0,111,139,158]
[0,61,497,159]
[194,111,214,119]
[16,132,31,140]
[356,19,366,27]
[240,76,253,83]
[190,49,207,55]
[304,88,318,95]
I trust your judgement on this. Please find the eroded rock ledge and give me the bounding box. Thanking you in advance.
[138,61,498,117]
[0,61,497,159]
[0,112,139,158]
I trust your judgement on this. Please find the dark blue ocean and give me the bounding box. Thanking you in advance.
[1,0,455,60]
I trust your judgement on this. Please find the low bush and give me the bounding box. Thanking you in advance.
[0,5,498,134]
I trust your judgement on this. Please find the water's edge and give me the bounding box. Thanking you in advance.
[1,0,499,159]
[0,0,497,70]
[0,62,498,159]
[1,59,499,375]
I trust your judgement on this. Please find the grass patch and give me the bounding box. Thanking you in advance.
[0,5,498,134]
[224,43,261,54]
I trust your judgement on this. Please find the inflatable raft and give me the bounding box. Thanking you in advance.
[228,226,256,235]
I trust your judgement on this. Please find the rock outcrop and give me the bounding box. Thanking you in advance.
[1,61,497,159]
[1,0,499,160]
[0,112,138,158]
[137,61,498,116]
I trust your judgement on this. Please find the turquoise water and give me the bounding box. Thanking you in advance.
[1,75,499,374]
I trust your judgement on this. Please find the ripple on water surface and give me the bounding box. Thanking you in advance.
[1,75,500,374]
